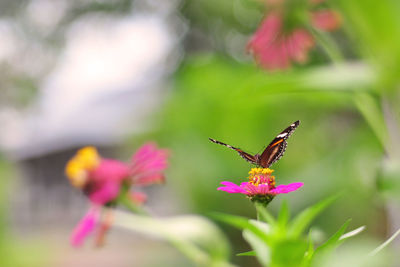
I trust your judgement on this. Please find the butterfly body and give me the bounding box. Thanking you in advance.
[209,120,300,168]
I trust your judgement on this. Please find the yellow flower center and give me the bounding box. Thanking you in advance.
[248,167,276,187]
[65,146,101,188]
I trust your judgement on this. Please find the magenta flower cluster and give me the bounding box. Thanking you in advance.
[65,143,169,247]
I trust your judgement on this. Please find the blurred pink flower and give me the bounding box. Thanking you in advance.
[218,168,303,205]
[66,142,169,247]
[66,143,169,206]
[247,13,315,70]
[88,159,130,205]
[248,0,341,70]
[311,10,341,32]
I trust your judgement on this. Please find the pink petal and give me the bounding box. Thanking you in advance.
[248,13,281,53]
[70,207,100,247]
[94,210,113,247]
[257,184,271,195]
[132,143,169,170]
[135,173,165,186]
[132,143,158,162]
[130,143,169,184]
[89,181,120,205]
[130,191,148,204]
[311,10,341,32]
[241,182,259,195]
[248,13,286,70]
[91,159,130,184]
[218,181,248,194]
[290,29,314,63]
[270,182,304,195]
[248,12,314,70]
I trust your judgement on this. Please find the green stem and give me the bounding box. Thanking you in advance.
[311,28,344,63]
[354,93,388,151]
[113,211,237,267]
[255,202,275,223]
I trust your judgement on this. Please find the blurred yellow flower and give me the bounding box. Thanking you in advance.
[65,146,101,188]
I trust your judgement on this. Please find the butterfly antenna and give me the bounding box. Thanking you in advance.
[209,138,237,150]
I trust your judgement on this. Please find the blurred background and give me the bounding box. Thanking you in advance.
[1,0,400,266]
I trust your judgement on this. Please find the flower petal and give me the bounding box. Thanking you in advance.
[131,143,169,171]
[241,182,259,195]
[134,173,165,186]
[70,207,100,247]
[248,13,315,70]
[270,182,304,195]
[311,10,341,32]
[130,191,148,204]
[89,181,121,205]
[257,184,271,195]
[218,181,248,194]
[91,159,130,183]
[131,142,169,185]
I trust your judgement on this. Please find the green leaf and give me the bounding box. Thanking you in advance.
[288,194,339,238]
[271,239,308,267]
[214,214,273,266]
[310,220,351,266]
[336,0,400,91]
[300,231,315,267]
[211,212,253,230]
[353,93,388,150]
[278,200,290,229]
[243,227,270,267]
[212,212,270,243]
[369,228,400,256]
[236,251,256,256]
[315,220,350,253]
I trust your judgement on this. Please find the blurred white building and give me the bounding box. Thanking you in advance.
[0,0,185,233]
[0,6,182,159]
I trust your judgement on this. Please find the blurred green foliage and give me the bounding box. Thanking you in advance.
[131,0,400,264]
[152,55,382,231]
[215,197,394,266]
[0,158,46,267]
[1,0,400,265]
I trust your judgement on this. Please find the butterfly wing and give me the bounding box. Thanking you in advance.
[259,120,300,168]
[209,138,258,164]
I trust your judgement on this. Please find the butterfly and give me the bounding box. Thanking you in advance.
[209,120,300,168]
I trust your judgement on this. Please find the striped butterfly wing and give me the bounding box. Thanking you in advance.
[259,120,300,168]
[209,138,258,164]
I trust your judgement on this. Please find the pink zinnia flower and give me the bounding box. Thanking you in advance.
[218,168,303,205]
[65,146,131,205]
[247,0,341,70]
[65,143,169,247]
[247,13,315,70]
